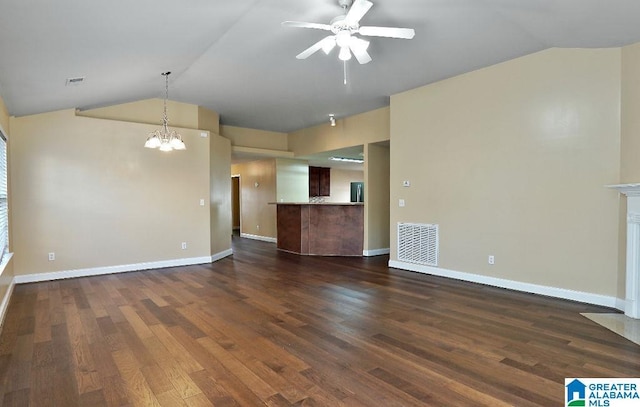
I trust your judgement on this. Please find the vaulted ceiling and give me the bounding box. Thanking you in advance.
[1,0,639,133]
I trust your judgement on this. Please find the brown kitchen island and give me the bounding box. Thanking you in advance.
[274,202,364,256]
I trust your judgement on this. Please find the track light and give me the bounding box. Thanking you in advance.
[329,114,336,127]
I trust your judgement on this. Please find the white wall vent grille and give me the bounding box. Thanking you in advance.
[397,222,439,266]
[65,76,85,86]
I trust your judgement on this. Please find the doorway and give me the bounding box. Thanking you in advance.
[231,175,241,235]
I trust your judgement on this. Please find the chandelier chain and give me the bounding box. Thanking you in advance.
[162,72,169,125]
[144,71,186,151]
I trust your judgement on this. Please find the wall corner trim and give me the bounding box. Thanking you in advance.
[388,260,623,311]
[363,248,390,257]
[14,256,216,284]
[211,249,233,262]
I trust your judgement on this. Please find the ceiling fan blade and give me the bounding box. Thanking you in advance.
[296,36,336,59]
[359,26,415,39]
[345,0,373,25]
[282,21,332,31]
[350,43,372,64]
[321,37,337,55]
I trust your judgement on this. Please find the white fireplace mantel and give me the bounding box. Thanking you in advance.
[608,183,640,318]
[608,183,640,197]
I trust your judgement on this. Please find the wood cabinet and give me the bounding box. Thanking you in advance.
[309,166,330,197]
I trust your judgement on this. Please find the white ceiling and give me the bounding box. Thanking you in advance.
[1,0,639,133]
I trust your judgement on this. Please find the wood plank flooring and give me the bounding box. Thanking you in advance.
[0,235,638,406]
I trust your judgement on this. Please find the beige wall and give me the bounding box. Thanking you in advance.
[621,42,640,183]
[289,107,390,157]
[364,143,390,252]
[618,42,640,298]
[288,107,390,254]
[77,98,231,259]
[325,168,364,203]
[225,108,389,250]
[275,158,309,202]
[198,106,220,135]
[222,125,288,151]
[210,134,232,255]
[10,109,214,276]
[231,160,277,239]
[78,99,200,129]
[391,48,621,297]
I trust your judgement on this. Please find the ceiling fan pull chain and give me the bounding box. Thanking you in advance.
[343,60,348,85]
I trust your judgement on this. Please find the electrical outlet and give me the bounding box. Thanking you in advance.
[181,242,187,250]
[488,255,495,265]
[399,199,405,207]
[199,199,205,206]
[256,225,260,230]
[48,252,55,261]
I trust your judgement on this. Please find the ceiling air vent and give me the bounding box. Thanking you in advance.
[65,76,85,86]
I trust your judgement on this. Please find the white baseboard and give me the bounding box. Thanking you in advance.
[363,248,390,257]
[240,233,277,243]
[14,254,225,284]
[0,279,15,334]
[388,260,623,311]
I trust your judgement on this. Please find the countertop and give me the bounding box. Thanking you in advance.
[269,202,364,206]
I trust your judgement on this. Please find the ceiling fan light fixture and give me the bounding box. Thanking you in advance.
[282,0,414,65]
[335,30,351,48]
[338,46,352,61]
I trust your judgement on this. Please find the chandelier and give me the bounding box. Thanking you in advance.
[144,72,186,151]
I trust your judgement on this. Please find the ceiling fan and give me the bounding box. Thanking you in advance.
[282,0,415,65]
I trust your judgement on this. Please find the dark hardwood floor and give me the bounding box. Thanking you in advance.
[0,236,638,406]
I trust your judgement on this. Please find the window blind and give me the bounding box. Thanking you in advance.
[0,135,8,261]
